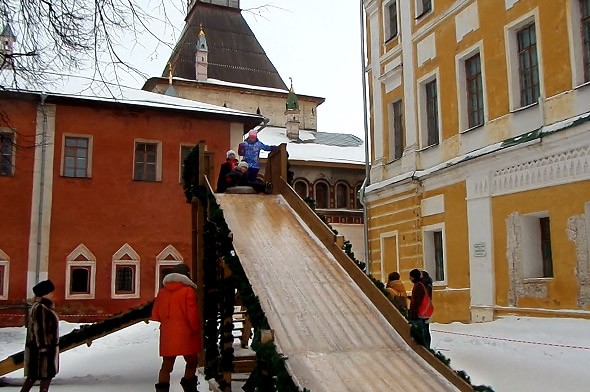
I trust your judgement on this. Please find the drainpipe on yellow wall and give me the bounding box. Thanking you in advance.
[35,92,48,284]
[358,0,371,275]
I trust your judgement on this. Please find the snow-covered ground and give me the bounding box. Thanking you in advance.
[1,316,589,391]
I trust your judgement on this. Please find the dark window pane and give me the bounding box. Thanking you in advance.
[134,142,158,181]
[388,2,398,39]
[0,133,14,176]
[70,267,90,293]
[392,100,404,159]
[425,80,439,146]
[540,217,553,278]
[0,265,4,296]
[433,231,444,281]
[115,265,135,293]
[315,182,329,209]
[517,23,540,106]
[336,184,349,209]
[465,53,484,128]
[294,181,308,198]
[63,137,89,178]
[423,0,432,13]
[581,0,590,82]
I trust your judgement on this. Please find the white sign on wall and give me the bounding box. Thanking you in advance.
[473,242,487,257]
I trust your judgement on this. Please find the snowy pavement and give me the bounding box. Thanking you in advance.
[1,316,589,391]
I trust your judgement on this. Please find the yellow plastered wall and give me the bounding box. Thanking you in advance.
[367,181,471,322]
[493,181,590,310]
[422,181,471,323]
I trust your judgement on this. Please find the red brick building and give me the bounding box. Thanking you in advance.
[0,86,262,325]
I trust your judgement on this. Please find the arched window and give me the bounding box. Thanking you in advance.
[314,181,329,209]
[112,244,140,298]
[156,245,184,293]
[66,244,96,299]
[336,182,349,209]
[0,249,9,299]
[293,179,309,199]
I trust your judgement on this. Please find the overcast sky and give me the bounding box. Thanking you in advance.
[114,0,366,138]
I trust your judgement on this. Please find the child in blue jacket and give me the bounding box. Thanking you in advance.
[238,129,277,182]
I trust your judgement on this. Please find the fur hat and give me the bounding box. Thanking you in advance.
[248,129,258,139]
[33,279,55,297]
[238,161,249,169]
[172,263,190,277]
[226,149,236,158]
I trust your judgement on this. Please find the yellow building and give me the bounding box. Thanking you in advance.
[363,0,590,323]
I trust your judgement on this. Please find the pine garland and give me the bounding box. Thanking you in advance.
[201,193,308,392]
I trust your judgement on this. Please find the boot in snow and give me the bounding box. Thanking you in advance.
[180,376,199,392]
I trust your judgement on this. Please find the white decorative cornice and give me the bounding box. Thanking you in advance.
[491,145,590,196]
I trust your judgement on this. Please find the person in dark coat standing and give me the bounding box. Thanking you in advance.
[151,263,201,392]
[21,279,59,392]
[408,269,431,349]
[216,149,239,193]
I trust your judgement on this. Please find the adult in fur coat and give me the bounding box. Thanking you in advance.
[151,263,201,392]
[21,279,59,392]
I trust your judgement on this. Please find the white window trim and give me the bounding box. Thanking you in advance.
[415,0,434,19]
[504,9,544,111]
[521,212,551,279]
[417,69,441,149]
[155,245,184,295]
[65,244,96,300]
[383,0,399,41]
[456,41,488,133]
[133,139,162,182]
[422,222,447,286]
[179,144,195,183]
[0,127,16,176]
[60,133,93,178]
[379,231,400,283]
[0,249,9,300]
[112,243,140,299]
[568,0,590,87]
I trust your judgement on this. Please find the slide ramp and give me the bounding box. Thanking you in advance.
[216,193,460,392]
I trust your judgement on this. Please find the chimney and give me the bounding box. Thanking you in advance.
[285,78,300,140]
[1,23,16,69]
[195,25,208,81]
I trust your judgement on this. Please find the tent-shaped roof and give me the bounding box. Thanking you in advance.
[163,1,287,90]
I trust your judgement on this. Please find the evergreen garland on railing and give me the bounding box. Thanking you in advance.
[303,197,494,392]
[202,193,309,392]
[203,218,221,381]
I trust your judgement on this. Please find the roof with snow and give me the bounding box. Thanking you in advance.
[256,126,366,166]
[163,2,287,90]
[0,75,265,127]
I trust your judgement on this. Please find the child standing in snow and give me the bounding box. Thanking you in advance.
[151,263,201,392]
[238,129,277,182]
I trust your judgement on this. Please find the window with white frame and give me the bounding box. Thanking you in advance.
[179,144,195,183]
[416,0,433,18]
[0,249,9,299]
[385,1,399,40]
[521,214,553,279]
[422,78,439,147]
[293,179,309,199]
[314,181,330,209]
[457,45,486,131]
[156,245,184,293]
[335,182,349,209]
[389,100,404,160]
[63,135,91,178]
[133,140,162,181]
[423,224,446,283]
[112,244,140,298]
[0,130,15,176]
[505,15,542,110]
[65,244,96,299]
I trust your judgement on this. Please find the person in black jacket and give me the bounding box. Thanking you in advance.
[408,269,431,348]
[216,150,238,193]
[21,280,59,392]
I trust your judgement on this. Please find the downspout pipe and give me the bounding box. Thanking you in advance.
[359,0,371,275]
[35,92,48,284]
